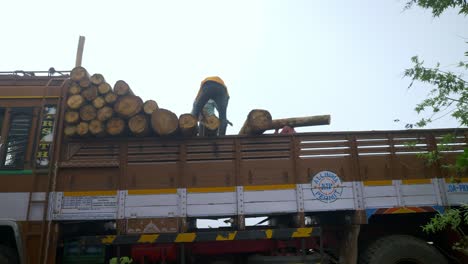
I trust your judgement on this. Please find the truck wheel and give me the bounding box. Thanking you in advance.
[359,235,447,264]
[0,245,18,264]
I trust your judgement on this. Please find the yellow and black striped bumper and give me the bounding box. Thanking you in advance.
[70,228,320,245]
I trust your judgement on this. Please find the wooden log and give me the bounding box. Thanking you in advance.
[79,77,91,88]
[66,94,85,110]
[79,104,97,122]
[64,125,77,137]
[143,100,159,115]
[114,95,143,119]
[151,108,179,136]
[106,117,126,136]
[97,106,114,121]
[82,85,98,101]
[200,114,220,136]
[104,92,118,105]
[179,114,198,137]
[64,111,80,124]
[70,66,89,82]
[271,115,331,129]
[76,122,89,137]
[90,73,105,86]
[128,114,150,137]
[92,96,106,109]
[114,80,133,96]
[238,109,272,135]
[98,82,112,95]
[89,119,106,137]
[68,83,81,95]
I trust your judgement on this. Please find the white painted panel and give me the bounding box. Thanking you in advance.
[187,204,237,217]
[28,203,45,221]
[125,206,178,218]
[301,182,354,189]
[447,193,468,205]
[187,192,236,205]
[244,201,297,215]
[0,193,29,220]
[31,192,46,201]
[364,197,398,208]
[402,195,437,206]
[304,198,355,211]
[303,187,354,200]
[244,190,296,203]
[401,185,435,196]
[363,186,396,198]
[126,194,178,207]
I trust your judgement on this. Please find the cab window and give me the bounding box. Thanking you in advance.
[1,108,33,169]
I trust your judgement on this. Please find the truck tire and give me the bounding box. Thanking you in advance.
[0,245,18,264]
[359,235,447,264]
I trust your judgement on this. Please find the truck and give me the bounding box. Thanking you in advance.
[0,70,467,264]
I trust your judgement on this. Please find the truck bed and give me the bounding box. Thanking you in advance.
[51,128,468,221]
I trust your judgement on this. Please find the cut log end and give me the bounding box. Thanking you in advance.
[64,111,80,124]
[82,86,98,101]
[114,80,133,96]
[106,117,126,136]
[89,119,106,137]
[92,97,106,109]
[98,82,112,95]
[143,100,159,115]
[239,109,272,135]
[179,113,198,137]
[90,73,105,86]
[200,115,220,136]
[64,125,77,137]
[104,92,118,105]
[97,106,114,122]
[70,66,89,82]
[79,105,97,122]
[151,108,179,136]
[76,122,89,137]
[68,83,81,95]
[114,95,143,119]
[66,95,85,110]
[129,114,150,136]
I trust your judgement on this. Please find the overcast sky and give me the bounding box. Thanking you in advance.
[1,0,466,135]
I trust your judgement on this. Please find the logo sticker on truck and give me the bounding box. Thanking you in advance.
[311,171,343,203]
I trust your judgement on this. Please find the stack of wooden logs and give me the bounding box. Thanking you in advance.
[64,66,331,138]
[64,66,221,138]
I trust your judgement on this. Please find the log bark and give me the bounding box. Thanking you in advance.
[151,108,179,136]
[179,114,198,137]
[90,73,105,86]
[98,82,112,95]
[238,109,272,135]
[104,92,118,105]
[64,125,77,137]
[114,95,143,119]
[97,106,114,121]
[92,96,106,109]
[66,95,85,110]
[89,119,106,137]
[114,80,133,96]
[68,83,81,95]
[128,114,150,137]
[79,105,97,122]
[106,117,126,136]
[81,86,98,101]
[64,111,80,124]
[143,100,159,115]
[76,122,89,137]
[200,115,220,137]
[70,66,89,82]
[271,115,331,129]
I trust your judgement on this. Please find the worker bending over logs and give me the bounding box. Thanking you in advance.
[191,76,230,136]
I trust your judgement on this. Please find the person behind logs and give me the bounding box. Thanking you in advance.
[191,76,230,135]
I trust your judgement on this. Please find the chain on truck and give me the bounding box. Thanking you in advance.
[0,70,467,264]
